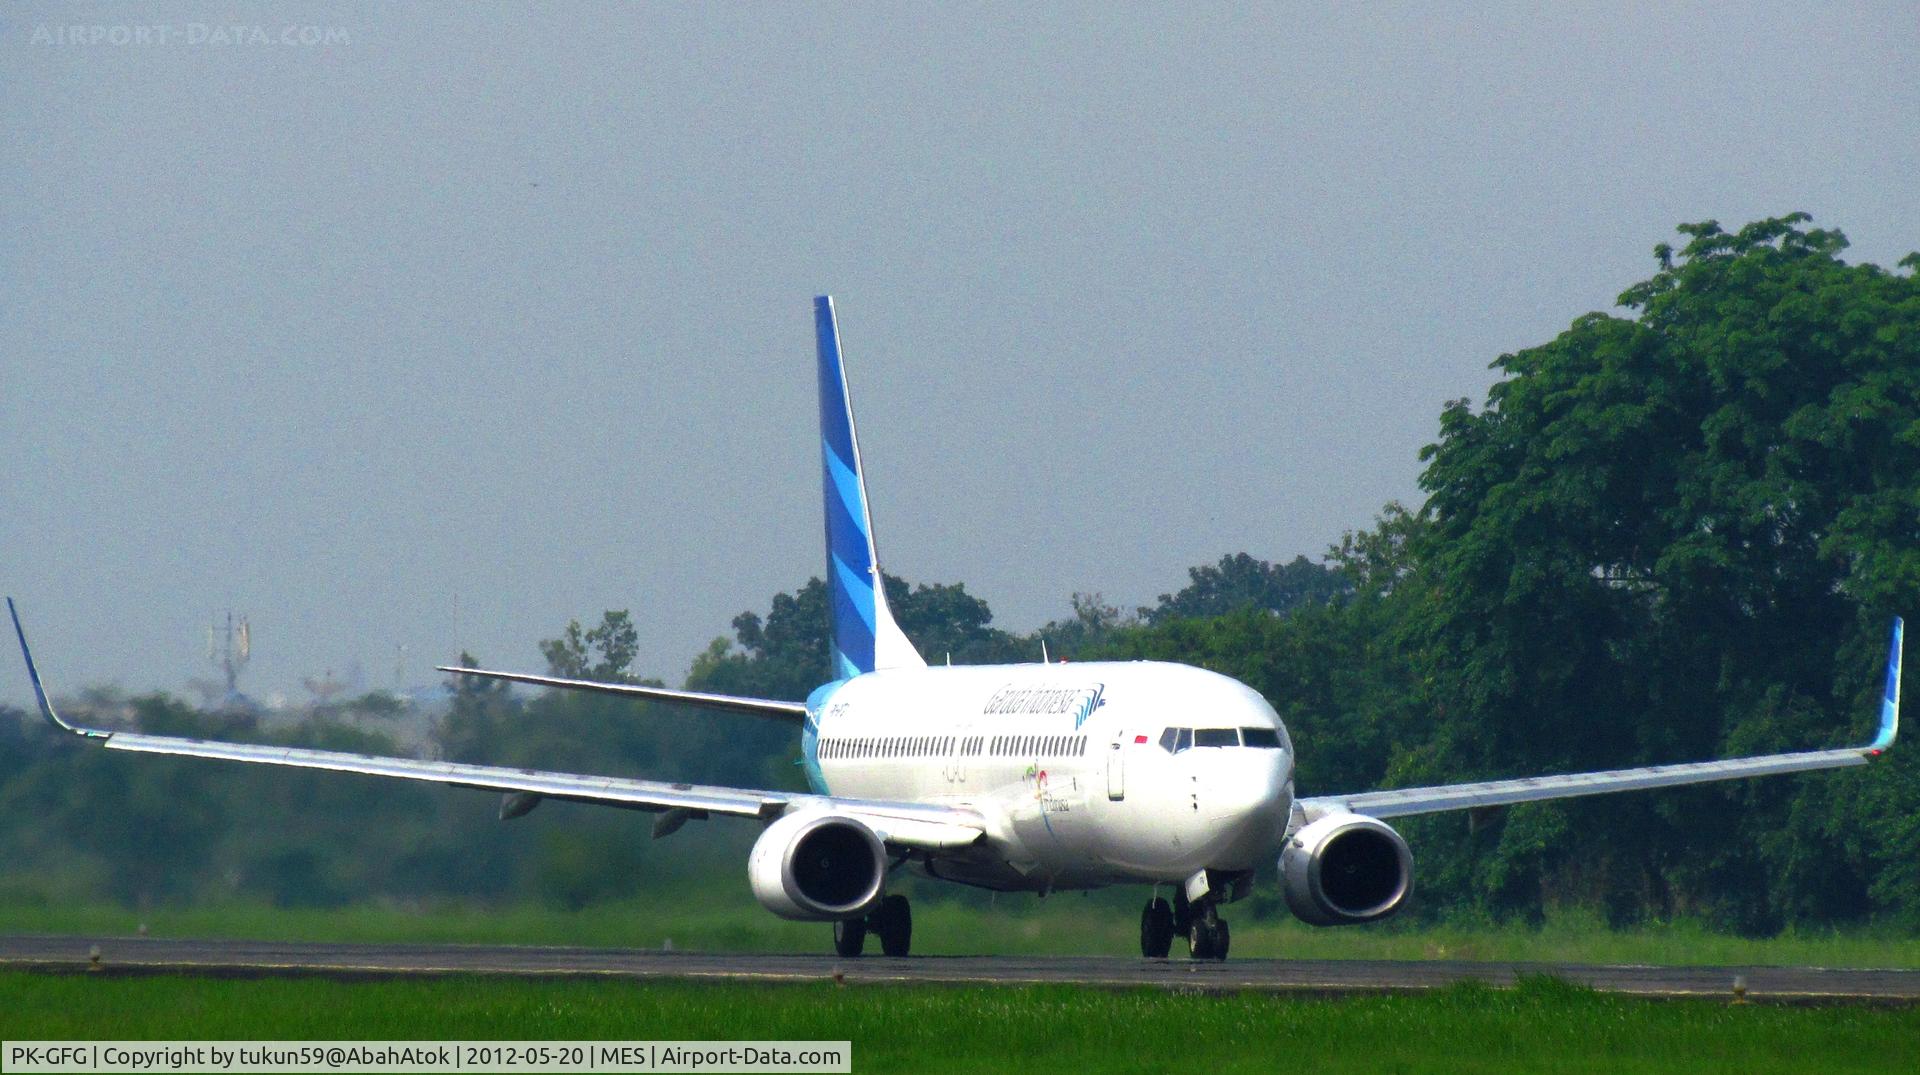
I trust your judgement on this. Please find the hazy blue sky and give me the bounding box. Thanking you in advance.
[4,3,1917,706]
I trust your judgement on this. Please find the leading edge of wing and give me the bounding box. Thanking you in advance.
[101,730,982,848]
[105,730,784,818]
[1304,616,1903,822]
[12,599,980,848]
[436,665,808,721]
[4,602,771,816]
[1302,747,1877,821]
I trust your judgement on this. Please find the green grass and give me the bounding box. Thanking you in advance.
[3,896,1918,968]
[2,972,1915,1074]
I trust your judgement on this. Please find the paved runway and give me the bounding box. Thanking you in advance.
[3,934,1916,1001]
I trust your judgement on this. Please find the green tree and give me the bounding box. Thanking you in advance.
[1327,501,1429,598]
[433,650,524,763]
[1142,553,1350,624]
[1407,215,1920,928]
[888,577,1027,666]
[539,611,640,681]
[690,573,1029,698]
[1035,593,1135,659]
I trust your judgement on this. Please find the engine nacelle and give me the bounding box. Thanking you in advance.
[1280,812,1413,926]
[747,811,887,921]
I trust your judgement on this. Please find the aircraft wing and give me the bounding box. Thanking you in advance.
[436,664,808,721]
[1299,618,1901,822]
[8,601,981,852]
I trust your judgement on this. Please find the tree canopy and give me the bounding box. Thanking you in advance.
[1142,553,1350,624]
[1395,215,1920,928]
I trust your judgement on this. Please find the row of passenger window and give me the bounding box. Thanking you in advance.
[1158,726,1284,753]
[819,735,955,760]
[817,733,1090,761]
[988,733,1087,758]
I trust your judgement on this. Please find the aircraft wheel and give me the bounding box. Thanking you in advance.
[1171,886,1193,935]
[1187,919,1210,959]
[1189,908,1228,960]
[832,916,867,957]
[872,894,913,957]
[1140,897,1175,957]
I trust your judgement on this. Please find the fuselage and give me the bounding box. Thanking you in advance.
[802,660,1294,893]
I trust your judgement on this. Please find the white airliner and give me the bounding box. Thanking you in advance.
[9,296,1903,960]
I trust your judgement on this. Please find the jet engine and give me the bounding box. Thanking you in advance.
[1279,812,1413,926]
[747,811,887,920]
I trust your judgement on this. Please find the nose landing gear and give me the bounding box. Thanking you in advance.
[832,894,913,957]
[1144,883,1230,960]
[832,916,866,956]
[1188,903,1230,960]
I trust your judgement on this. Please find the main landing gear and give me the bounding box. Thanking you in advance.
[1140,886,1230,960]
[1140,897,1174,957]
[833,894,912,957]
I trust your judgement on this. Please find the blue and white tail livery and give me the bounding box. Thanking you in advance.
[815,296,925,679]
[7,298,1903,960]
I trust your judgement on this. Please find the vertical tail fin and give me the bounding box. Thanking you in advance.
[816,296,925,678]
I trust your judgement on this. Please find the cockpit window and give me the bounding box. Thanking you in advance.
[1155,725,1288,752]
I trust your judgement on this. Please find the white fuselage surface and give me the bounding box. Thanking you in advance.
[804,661,1294,892]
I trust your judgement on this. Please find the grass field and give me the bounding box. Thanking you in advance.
[4,896,1919,969]
[3,971,1916,1074]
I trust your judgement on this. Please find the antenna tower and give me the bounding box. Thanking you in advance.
[206,611,252,698]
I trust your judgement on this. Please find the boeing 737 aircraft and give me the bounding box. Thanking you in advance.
[9,296,1904,959]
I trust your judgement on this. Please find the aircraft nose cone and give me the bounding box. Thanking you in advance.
[1207,750,1290,821]
[1190,749,1291,867]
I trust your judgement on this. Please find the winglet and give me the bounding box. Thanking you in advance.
[1871,616,1902,753]
[6,598,107,739]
